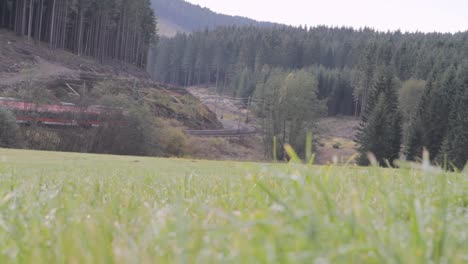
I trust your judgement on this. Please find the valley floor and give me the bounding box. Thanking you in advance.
[188,87,360,164]
[0,148,466,263]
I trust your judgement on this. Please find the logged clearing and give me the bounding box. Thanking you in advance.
[0,148,466,263]
[315,117,360,164]
[188,87,265,161]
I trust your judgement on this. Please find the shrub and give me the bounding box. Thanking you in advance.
[0,107,19,148]
[91,106,157,156]
[157,123,188,157]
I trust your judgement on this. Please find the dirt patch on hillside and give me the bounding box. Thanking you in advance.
[0,57,74,87]
[0,30,221,131]
[187,87,255,130]
[187,87,265,161]
[0,29,147,78]
[315,117,359,164]
[187,87,360,163]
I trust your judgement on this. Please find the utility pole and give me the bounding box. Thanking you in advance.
[245,96,252,124]
[214,93,219,116]
[237,111,242,132]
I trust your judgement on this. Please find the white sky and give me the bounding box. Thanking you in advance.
[185,0,468,33]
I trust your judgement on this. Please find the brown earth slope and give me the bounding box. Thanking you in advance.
[186,87,360,164]
[315,117,360,164]
[0,30,221,130]
[187,87,265,161]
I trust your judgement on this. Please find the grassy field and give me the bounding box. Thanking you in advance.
[0,149,466,263]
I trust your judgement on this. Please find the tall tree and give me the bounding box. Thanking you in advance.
[0,0,157,67]
[356,72,402,166]
[437,62,468,170]
[149,26,466,118]
[353,41,377,116]
[406,66,458,161]
[254,68,324,160]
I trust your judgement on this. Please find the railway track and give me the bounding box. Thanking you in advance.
[186,128,257,137]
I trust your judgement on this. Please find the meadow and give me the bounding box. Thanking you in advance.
[0,148,466,263]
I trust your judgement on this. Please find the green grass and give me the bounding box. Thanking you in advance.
[0,148,466,263]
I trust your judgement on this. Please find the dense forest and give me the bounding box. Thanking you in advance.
[149,26,467,116]
[404,62,468,169]
[151,0,277,33]
[0,0,156,67]
[149,26,468,167]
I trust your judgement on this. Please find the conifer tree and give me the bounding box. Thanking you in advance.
[0,0,156,67]
[404,76,436,160]
[438,62,468,170]
[353,41,377,115]
[356,72,402,166]
[424,67,458,157]
[148,25,466,117]
[406,66,458,161]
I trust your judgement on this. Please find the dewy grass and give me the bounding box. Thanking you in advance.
[0,148,466,263]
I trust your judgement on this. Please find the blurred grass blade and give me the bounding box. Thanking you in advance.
[273,136,278,162]
[256,181,294,218]
[305,131,313,163]
[308,154,316,166]
[345,153,358,166]
[284,144,301,163]
[367,152,379,167]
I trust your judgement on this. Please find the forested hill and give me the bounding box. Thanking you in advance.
[0,0,156,67]
[151,0,278,36]
[148,26,468,116]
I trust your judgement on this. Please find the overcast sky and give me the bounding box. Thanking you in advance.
[185,0,468,33]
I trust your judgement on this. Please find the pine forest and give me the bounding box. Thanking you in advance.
[0,0,156,67]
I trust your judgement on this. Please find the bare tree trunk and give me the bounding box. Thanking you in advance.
[360,88,368,116]
[0,0,7,28]
[55,0,62,48]
[49,0,56,48]
[76,0,84,55]
[135,33,141,65]
[61,0,68,49]
[21,0,27,35]
[215,67,220,89]
[27,0,33,39]
[9,0,16,29]
[119,6,126,60]
[37,0,44,41]
[34,0,41,40]
[115,6,123,59]
[84,20,92,55]
[14,0,20,33]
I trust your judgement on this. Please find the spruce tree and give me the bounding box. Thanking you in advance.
[405,114,423,161]
[356,72,402,166]
[424,67,458,157]
[406,66,458,161]
[438,62,468,170]
[405,75,436,160]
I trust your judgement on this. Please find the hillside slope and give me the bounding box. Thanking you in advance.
[0,30,277,161]
[0,0,155,67]
[152,0,278,36]
[0,30,221,131]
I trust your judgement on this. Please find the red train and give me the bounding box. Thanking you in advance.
[0,97,114,128]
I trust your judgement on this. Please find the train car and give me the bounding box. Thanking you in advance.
[0,97,113,128]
